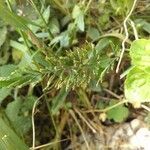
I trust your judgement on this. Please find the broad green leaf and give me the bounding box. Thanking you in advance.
[28,5,51,33]
[72,5,81,19]
[72,5,84,31]
[107,100,129,122]
[42,5,50,24]
[51,31,71,47]
[10,40,34,68]
[130,39,150,67]
[0,117,28,150]
[10,40,29,54]
[95,38,110,54]
[51,87,69,115]
[5,96,36,135]
[87,27,100,41]
[50,23,76,47]
[125,67,150,104]
[76,14,84,31]
[60,32,70,47]
[143,22,150,34]
[49,18,60,35]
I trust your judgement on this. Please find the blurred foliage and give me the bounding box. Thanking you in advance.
[125,39,150,107]
[0,0,149,149]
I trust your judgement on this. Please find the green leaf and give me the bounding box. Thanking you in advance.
[130,39,150,67]
[49,18,60,35]
[143,22,150,34]
[89,80,102,92]
[0,73,41,88]
[107,100,129,122]
[72,5,84,31]
[125,67,150,104]
[28,5,51,33]
[0,76,22,88]
[42,5,50,24]
[124,39,150,106]
[95,38,110,54]
[72,5,81,19]
[10,40,34,68]
[87,27,100,41]
[32,51,50,68]
[5,96,36,135]
[0,117,29,150]
[51,87,69,115]
[76,14,84,31]
[0,64,17,77]
[60,32,70,47]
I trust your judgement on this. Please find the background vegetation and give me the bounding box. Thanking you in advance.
[0,0,150,149]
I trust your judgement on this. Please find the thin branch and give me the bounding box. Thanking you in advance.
[103,88,122,99]
[116,0,137,73]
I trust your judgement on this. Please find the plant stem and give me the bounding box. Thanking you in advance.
[77,88,92,109]
[85,99,128,113]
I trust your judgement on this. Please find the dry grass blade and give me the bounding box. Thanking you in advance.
[69,110,90,150]
[74,108,96,133]
[116,0,138,73]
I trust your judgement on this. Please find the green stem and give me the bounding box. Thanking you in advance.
[5,0,13,11]
[90,99,128,113]
[41,82,58,134]
[77,88,92,109]
[45,97,58,133]
[103,99,128,112]
[19,31,32,54]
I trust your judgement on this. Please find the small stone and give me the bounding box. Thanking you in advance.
[130,119,141,130]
